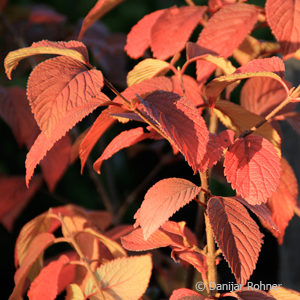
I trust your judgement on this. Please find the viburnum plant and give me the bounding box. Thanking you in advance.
[2,0,300,299]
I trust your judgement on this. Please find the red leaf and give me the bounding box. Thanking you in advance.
[198,133,224,172]
[140,91,209,172]
[125,9,166,59]
[170,288,204,300]
[93,127,157,173]
[40,134,72,191]
[267,158,298,244]
[10,233,55,300]
[224,135,281,205]
[241,77,288,116]
[207,196,263,285]
[134,178,201,239]
[79,106,124,173]
[196,3,258,81]
[217,129,235,149]
[0,176,42,231]
[266,0,300,59]
[78,0,124,40]
[27,55,109,138]
[235,197,279,237]
[175,250,207,280]
[150,6,206,60]
[27,255,70,300]
[234,57,285,78]
[171,75,205,108]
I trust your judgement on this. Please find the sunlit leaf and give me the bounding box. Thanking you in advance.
[134,178,201,240]
[127,58,170,86]
[214,100,281,156]
[266,0,300,59]
[5,40,88,79]
[27,255,70,300]
[224,135,281,205]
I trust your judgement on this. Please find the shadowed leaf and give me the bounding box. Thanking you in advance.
[207,196,263,285]
[170,288,204,300]
[267,158,298,244]
[78,0,124,40]
[139,91,209,172]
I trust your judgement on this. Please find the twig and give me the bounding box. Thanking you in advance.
[60,215,104,298]
[86,158,115,221]
[115,153,173,223]
[185,0,195,6]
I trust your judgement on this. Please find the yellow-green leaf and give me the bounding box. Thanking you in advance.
[215,100,281,156]
[206,71,285,99]
[66,284,85,300]
[92,255,152,300]
[200,54,236,75]
[127,58,170,86]
[84,227,127,258]
[4,40,88,79]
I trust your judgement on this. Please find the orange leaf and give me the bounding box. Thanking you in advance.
[196,3,258,81]
[207,196,263,285]
[27,55,108,138]
[266,0,300,59]
[125,9,166,59]
[134,178,201,240]
[139,91,209,172]
[92,255,152,300]
[224,135,281,205]
[121,226,180,251]
[267,158,298,244]
[93,127,157,173]
[0,176,42,231]
[78,0,124,40]
[150,6,207,60]
[27,255,70,300]
[5,40,89,79]
[79,106,124,173]
[9,233,55,300]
